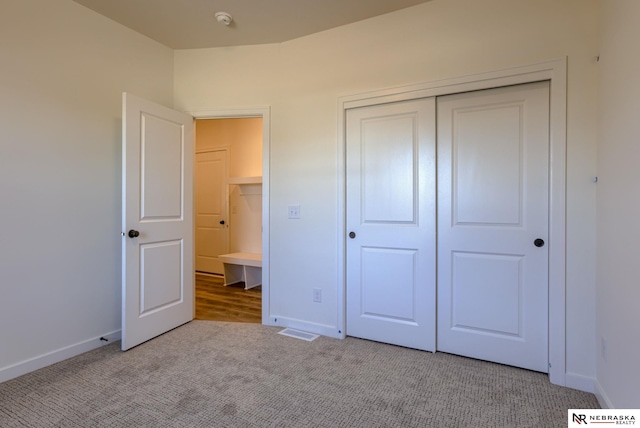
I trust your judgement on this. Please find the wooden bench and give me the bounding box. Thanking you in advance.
[218,252,262,290]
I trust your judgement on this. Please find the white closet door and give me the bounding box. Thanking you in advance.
[346,98,436,352]
[437,82,550,372]
[195,149,228,275]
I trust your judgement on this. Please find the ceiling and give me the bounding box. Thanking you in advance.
[71,0,432,50]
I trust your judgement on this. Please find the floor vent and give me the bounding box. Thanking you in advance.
[278,328,319,342]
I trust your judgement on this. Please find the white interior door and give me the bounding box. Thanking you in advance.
[436,82,550,372]
[346,98,436,351]
[122,93,194,351]
[195,149,228,275]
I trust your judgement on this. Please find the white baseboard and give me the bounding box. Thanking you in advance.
[565,372,596,394]
[594,379,613,409]
[0,330,121,383]
[268,315,340,339]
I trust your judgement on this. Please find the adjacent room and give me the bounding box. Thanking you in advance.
[194,117,263,323]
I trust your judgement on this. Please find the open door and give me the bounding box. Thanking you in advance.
[121,93,194,351]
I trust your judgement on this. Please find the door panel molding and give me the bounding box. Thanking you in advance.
[338,58,567,386]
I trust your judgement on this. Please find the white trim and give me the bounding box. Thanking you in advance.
[269,315,338,338]
[565,373,596,394]
[336,102,347,339]
[340,60,561,109]
[189,107,266,119]
[594,379,614,409]
[189,107,272,327]
[337,58,567,386]
[0,330,120,383]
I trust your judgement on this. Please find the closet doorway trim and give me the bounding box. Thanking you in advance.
[336,58,567,387]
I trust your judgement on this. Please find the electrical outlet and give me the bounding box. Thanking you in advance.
[288,204,301,219]
[313,288,322,303]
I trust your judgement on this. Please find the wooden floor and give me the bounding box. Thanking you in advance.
[195,273,262,323]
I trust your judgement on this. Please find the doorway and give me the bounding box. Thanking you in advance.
[194,117,265,323]
[338,59,567,386]
[121,99,271,349]
[345,82,550,372]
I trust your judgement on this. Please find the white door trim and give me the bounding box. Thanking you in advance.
[337,58,567,386]
[188,107,271,326]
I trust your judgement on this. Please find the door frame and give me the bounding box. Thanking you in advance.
[189,107,271,325]
[337,58,567,387]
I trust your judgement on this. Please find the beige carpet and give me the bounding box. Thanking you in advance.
[0,321,598,427]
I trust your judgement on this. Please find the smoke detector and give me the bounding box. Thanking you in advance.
[215,12,233,26]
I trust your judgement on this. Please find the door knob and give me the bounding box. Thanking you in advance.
[219,220,225,225]
[349,231,356,239]
[128,229,140,238]
[534,238,545,247]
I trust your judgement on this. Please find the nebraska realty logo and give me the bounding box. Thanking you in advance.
[569,409,639,425]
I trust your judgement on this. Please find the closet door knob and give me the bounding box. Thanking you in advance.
[534,238,545,247]
[349,231,356,239]
[219,220,225,225]
[128,230,140,238]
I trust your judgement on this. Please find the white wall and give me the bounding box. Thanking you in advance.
[0,0,174,380]
[596,0,640,408]
[175,0,600,387]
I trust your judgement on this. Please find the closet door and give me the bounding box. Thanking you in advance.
[437,82,550,372]
[195,149,228,275]
[346,98,436,351]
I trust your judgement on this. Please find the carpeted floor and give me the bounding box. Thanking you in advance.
[0,321,598,427]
